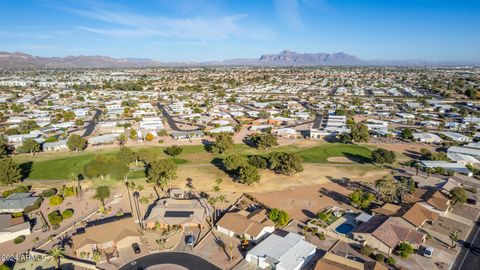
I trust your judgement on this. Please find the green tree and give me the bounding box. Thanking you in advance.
[116,147,136,164]
[268,208,289,227]
[338,132,352,144]
[211,133,234,153]
[94,186,111,208]
[375,175,400,203]
[248,155,267,169]
[348,189,375,209]
[371,148,396,166]
[223,155,248,171]
[450,187,467,204]
[47,247,66,270]
[268,152,303,175]
[67,134,87,152]
[129,129,138,140]
[17,139,40,156]
[164,145,183,157]
[0,158,22,185]
[449,230,459,248]
[238,165,261,185]
[350,122,370,142]
[249,133,278,149]
[75,119,84,126]
[147,159,177,190]
[117,133,127,147]
[401,128,414,140]
[397,242,414,258]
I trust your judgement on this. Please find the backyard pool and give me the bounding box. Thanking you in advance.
[335,223,354,234]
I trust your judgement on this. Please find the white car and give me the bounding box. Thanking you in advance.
[423,246,434,258]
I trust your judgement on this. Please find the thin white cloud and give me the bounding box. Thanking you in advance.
[65,5,272,40]
[274,0,303,29]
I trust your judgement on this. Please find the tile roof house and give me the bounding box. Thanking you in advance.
[402,203,439,228]
[246,231,317,270]
[404,189,451,215]
[314,252,388,270]
[371,203,402,216]
[0,214,31,244]
[0,193,39,213]
[216,209,275,242]
[144,198,208,229]
[71,217,141,261]
[352,216,426,254]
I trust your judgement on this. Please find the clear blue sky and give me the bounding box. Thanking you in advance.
[0,0,479,62]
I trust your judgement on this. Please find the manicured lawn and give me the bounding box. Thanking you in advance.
[16,143,372,180]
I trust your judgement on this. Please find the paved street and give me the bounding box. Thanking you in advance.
[452,218,480,270]
[118,252,221,270]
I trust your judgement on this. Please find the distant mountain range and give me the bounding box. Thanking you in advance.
[0,50,477,68]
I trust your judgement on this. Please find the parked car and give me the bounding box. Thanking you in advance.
[467,198,477,205]
[422,246,434,257]
[132,243,141,254]
[186,233,195,246]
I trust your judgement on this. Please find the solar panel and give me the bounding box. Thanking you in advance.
[164,211,193,218]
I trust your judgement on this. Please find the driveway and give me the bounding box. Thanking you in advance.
[118,252,221,270]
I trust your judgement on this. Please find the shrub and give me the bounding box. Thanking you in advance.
[2,185,29,198]
[397,242,414,258]
[317,232,326,240]
[48,210,63,225]
[61,209,74,219]
[49,195,64,206]
[268,208,290,227]
[41,188,57,197]
[13,235,25,244]
[11,212,23,218]
[386,256,396,266]
[63,186,75,197]
[360,245,374,256]
[375,253,385,262]
[24,198,43,213]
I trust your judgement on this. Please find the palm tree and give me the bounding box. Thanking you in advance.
[125,181,134,216]
[117,133,127,147]
[450,230,459,248]
[47,247,65,269]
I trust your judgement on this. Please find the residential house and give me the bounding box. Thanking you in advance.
[216,209,275,243]
[352,216,426,254]
[412,133,443,144]
[246,231,317,270]
[401,203,439,228]
[71,217,141,261]
[314,252,388,270]
[43,140,68,151]
[144,198,208,229]
[0,214,31,244]
[0,193,39,213]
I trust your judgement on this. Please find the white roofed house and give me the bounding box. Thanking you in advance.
[272,128,301,139]
[420,160,473,177]
[440,131,472,143]
[88,134,119,146]
[413,133,443,144]
[209,126,235,134]
[139,117,164,130]
[448,146,480,158]
[246,231,317,270]
[43,140,68,151]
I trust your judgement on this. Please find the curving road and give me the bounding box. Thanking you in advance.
[157,104,204,132]
[119,252,221,270]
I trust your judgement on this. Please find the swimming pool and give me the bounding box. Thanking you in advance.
[335,223,354,234]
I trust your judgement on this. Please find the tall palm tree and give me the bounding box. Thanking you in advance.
[125,181,134,216]
[47,247,65,270]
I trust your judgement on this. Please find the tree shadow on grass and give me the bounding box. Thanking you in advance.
[19,161,33,180]
[342,152,371,164]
